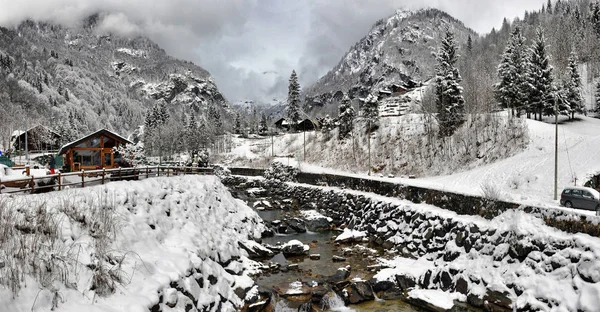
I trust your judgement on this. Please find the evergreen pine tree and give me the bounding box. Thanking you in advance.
[287,70,301,131]
[434,27,465,137]
[338,95,355,139]
[234,113,241,134]
[547,0,553,14]
[259,113,268,133]
[156,100,169,125]
[362,94,379,122]
[528,28,555,118]
[466,35,473,53]
[495,26,529,117]
[565,51,583,119]
[186,113,198,151]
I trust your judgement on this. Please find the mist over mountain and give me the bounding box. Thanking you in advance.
[0,14,229,146]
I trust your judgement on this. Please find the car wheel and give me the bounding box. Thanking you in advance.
[565,201,573,208]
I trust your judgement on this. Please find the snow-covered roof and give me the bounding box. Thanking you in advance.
[11,125,60,138]
[58,129,132,155]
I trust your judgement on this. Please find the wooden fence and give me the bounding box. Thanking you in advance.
[0,166,214,195]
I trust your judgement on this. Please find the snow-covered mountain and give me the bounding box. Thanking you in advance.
[304,8,476,111]
[232,98,286,119]
[0,14,228,137]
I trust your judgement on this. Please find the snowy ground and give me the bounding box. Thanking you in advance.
[218,114,600,215]
[0,176,266,312]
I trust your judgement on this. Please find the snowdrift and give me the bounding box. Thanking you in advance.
[0,176,266,312]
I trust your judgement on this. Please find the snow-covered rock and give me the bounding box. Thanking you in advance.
[281,239,310,256]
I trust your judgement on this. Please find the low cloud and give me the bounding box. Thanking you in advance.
[0,0,546,103]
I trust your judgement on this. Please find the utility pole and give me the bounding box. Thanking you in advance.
[554,97,558,201]
[25,119,29,163]
[303,125,306,161]
[271,130,274,157]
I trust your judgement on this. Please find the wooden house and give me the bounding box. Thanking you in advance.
[12,125,61,152]
[57,129,132,172]
[298,119,319,131]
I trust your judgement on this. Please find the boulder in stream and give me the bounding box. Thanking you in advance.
[281,240,310,256]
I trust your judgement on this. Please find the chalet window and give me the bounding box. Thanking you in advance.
[103,136,116,148]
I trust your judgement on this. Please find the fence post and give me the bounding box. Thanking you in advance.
[25,165,30,176]
[167,167,170,177]
[146,166,149,179]
[157,166,160,177]
[119,167,122,179]
[102,168,106,185]
[81,170,85,188]
[30,176,35,194]
[58,173,62,191]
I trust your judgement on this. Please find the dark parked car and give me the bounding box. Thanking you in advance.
[560,187,600,211]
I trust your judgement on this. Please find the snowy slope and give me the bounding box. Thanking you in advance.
[219,114,600,214]
[414,116,600,208]
[0,176,266,312]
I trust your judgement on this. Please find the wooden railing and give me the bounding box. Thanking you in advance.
[0,166,214,195]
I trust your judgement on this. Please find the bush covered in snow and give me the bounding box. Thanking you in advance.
[213,164,231,178]
[264,161,299,182]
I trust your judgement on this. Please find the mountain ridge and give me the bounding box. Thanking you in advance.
[303,8,477,112]
[0,15,229,148]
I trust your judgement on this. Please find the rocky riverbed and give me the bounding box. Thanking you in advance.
[228,177,481,312]
[224,174,600,312]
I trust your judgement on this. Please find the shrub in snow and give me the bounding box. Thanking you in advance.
[264,162,299,182]
[213,164,231,178]
[114,143,146,167]
[480,180,503,201]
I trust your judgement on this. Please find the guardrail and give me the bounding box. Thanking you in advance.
[0,166,214,195]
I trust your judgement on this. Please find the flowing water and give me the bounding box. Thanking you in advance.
[253,208,420,312]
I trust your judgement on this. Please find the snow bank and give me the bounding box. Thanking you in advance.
[300,209,333,222]
[335,228,367,243]
[407,289,466,309]
[0,176,266,312]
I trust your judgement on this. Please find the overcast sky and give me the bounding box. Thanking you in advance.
[0,0,547,103]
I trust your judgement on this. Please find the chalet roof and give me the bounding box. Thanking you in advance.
[58,129,132,155]
[11,125,60,139]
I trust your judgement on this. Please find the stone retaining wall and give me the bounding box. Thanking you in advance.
[223,176,600,311]
[228,168,600,237]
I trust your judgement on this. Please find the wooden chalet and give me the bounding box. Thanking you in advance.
[274,118,290,131]
[12,125,61,152]
[57,129,132,172]
[298,118,319,131]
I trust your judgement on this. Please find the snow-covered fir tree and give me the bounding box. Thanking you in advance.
[234,113,241,134]
[208,105,222,134]
[565,51,583,119]
[287,70,301,131]
[495,26,529,117]
[186,113,198,151]
[434,27,465,137]
[528,28,555,118]
[338,95,355,139]
[320,115,334,133]
[466,35,473,53]
[362,93,379,123]
[259,113,268,133]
